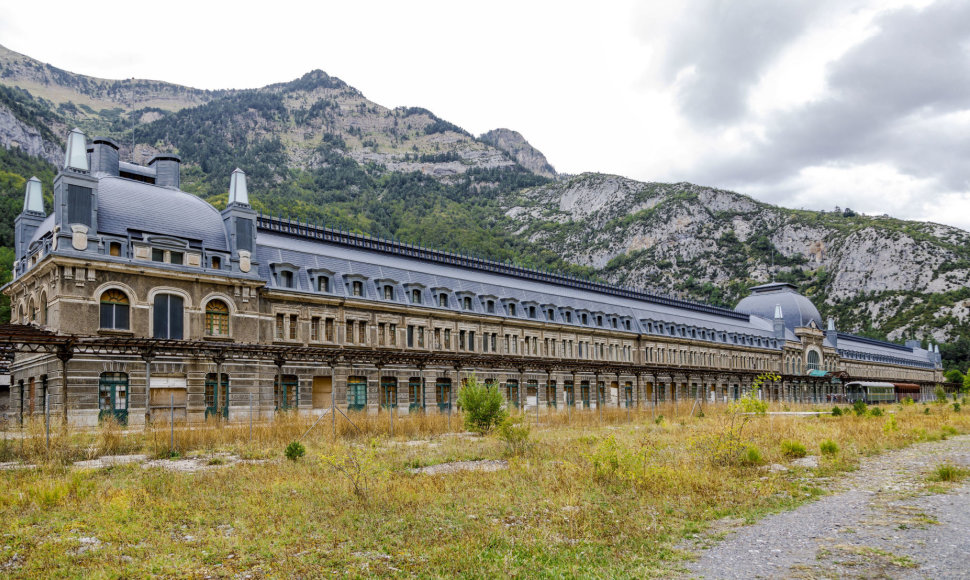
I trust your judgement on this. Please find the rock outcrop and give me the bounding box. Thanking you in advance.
[480,128,556,178]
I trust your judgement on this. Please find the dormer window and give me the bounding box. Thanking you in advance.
[486,300,495,314]
[508,303,517,317]
[528,306,536,319]
[151,248,164,262]
[463,296,472,310]
[318,276,330,292]
[624,320,631,331]
[438,294,448,308]
[109,242,122,257]
[547,308,555,321]
[384,285,394,300]
[280,271,294,288]
[596,315,603,327]
[351,281,363,297]
[565,311,572,323]
[211,256,222,269]
[611,318,617,329]
[412,289,422,304]
[169,251,184,266]
[581,313,588,325]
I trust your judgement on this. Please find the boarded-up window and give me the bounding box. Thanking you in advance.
[67,184,92,226]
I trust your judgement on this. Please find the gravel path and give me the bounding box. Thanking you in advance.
[684,435,970,579]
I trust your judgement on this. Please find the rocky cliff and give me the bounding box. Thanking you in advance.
[480,128,556,178]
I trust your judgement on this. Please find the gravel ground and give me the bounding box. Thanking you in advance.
[684,435,970,579]
[408,459,508,475]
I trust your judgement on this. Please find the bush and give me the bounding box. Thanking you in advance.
[901,397,914,405]
[853,400,868,416]
[497,417,531,456]
[285,441,306,461]
[953,402,962,412]
[780,439,807,459]
[456,375,508,434]
[935,386,948,404]
[883,414,899,433]
[924,407,931,415]
[869,406,883,417]
[831,406,843,416]
[819,439,839,455]
[654,414,665,425]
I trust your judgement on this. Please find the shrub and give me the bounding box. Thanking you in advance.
[853,400,868,416]
[953,402,961,412]
[780,439,807,459]
[456,375,508,434]
[285,441,306,461]
[935,386,948,404]
[497,417,531,456]
[654,414,665,425]
[901,397,914,405]
[924,407,931,415]
[869,406,883,417]
[831,406,843,417]
[819,439,839,455]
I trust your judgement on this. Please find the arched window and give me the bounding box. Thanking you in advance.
[28,299,36,323]
[100,289,130,330]
[807,350,821,371]
[205,299,230,336]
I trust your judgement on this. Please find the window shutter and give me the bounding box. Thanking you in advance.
[67,185,93,227]
[169,295,184,339]
[236,219,253,252]
[153,295,167,338]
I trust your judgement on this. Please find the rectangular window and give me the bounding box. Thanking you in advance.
[169,251,184,265]
[389,323,397,346]
[289,314,298,340]
[407,325,415,348]
[417,327,425,348]
[346,321,354,343]
[504,334,510,353]
[318,276,330,292]
[325,318,335,341]
[235,219,253,252]
[468,330,475,351]
[152,294,183,339]
[565,311,572,323]
[444,329,451,349]
[151,248,165,262]
[434,328,441,349]
[384,285,393,300]
[352,281,363,297]
[108,242,122,257]
[276,313,284,339]
[459,330,466,351]
[359,322,367,344]
[378,322,386,346]
[67,184,92,226]
[491,333,497,352]
[211,256,221,269]
[311,316,320,341]
[487,300,495,314]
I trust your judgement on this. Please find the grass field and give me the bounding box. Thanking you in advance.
[0,400,966,578]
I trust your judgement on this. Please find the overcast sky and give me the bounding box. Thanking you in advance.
[3,0,969,230]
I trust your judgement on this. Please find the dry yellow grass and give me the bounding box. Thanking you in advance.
[0,402,966,577]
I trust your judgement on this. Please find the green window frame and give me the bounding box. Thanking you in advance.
[274,374,299,411]
[381,377,398,409]
[436,378,452,411]
[98,372,129,425]
[347,376,367,411]
[506,380,519,408]
[205,373,230,419]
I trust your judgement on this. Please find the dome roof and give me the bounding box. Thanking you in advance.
[735,282,822,331]
[97,176,229,250]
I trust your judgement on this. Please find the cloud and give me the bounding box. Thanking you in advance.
[680,0,970,229]
[652,0,828,126]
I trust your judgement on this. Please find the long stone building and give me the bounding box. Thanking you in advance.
[2,129,943,426]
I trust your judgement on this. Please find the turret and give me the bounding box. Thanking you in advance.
[221,168,256,274]
[53,128,99,253]
[825,318,838,349]
[14,177,47,264]
[772,304,785,339]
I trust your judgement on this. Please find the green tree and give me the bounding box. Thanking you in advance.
[456,375,508,434]
[945,368,965,384]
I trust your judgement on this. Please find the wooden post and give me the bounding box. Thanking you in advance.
[141,349,155,427]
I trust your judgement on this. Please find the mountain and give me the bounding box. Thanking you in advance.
[0,45,968,357]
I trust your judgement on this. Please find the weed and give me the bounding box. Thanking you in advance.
[883,414,899,433]
[853,400,868,416]
[820,439,839,455]
[869,407,883,417]
[497,417,531,456]
[780,439,807,459]
[456,374,507,434]
[654,414,665,425]
[924,407,931,415]
[832,406,843,416]
[953,402,961,412]
[742,445,764,466]
[929,463,968,482]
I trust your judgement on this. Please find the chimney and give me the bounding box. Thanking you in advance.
[64,128,89,172]
[149,154,181,188]
[89,137,120,176]
[773,304,785,339]
[825,317,838,349]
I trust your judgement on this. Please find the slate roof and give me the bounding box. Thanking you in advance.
[735,282,823,332]
[97,177,229,250]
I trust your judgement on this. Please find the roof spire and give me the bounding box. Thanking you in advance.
[228,168,249,205]
[23,177,44,214]
[64,128,89,171]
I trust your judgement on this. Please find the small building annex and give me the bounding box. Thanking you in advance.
[2,129,944,426]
